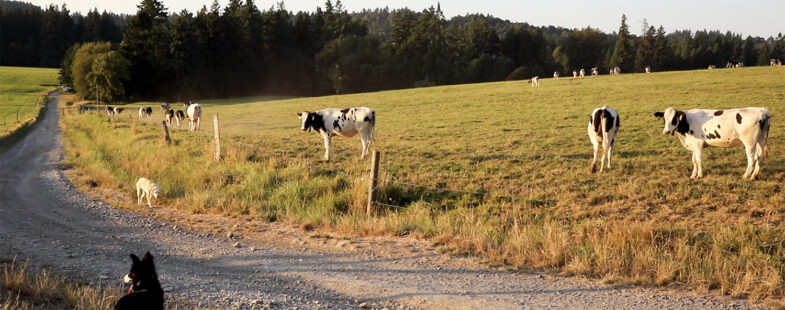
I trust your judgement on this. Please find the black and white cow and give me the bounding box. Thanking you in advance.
[164,109,174,127]
[184,102,201,131]
[297,107,376,161]
[653,107,771,179]
[588,106,620,173]
[138,107,152,119]
[175,110,185,129]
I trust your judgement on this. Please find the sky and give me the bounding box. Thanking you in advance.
[25,0,785,38]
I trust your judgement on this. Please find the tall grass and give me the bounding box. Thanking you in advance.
[0,258,120,310]
[62,66,785,301]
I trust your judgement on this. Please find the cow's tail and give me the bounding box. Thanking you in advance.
[592,108,604,140]
[369,110,376,146]
[599,108,610,150]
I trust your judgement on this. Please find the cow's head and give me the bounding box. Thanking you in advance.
[653,107,685,135]
[297,111,313,132]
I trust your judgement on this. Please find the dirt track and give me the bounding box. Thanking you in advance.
[0,94,760,309]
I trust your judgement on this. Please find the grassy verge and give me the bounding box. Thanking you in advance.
[0,66,58,153]
[0,257,119,310]
[61,66,785,301]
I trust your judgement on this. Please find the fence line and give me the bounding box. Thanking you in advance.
[76,109,534,213]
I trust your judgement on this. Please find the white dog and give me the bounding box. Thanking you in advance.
[136,178,160,209]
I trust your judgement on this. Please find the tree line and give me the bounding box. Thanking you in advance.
[2,0,784,101]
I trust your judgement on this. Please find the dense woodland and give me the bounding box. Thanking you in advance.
[2,0,784,100]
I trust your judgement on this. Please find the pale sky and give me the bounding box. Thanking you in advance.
[28,0,785,38]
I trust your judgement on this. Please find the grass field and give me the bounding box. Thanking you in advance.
[0,66,58,153]
[63,66,785,301]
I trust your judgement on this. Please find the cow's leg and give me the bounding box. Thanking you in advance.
[743,142,756,179]
[606,143,613,169]
[694,147,704,178]
[690,152,698,178]
[360,137,368,159]
[591,143,599,173]
[323,135,332,161]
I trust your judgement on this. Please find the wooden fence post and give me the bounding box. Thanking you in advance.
[367,150,380,216]
[161,121,171,145]
[16,109,19,122]
[213,114,221,161]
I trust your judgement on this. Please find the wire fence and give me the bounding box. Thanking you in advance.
[76,108,534,214]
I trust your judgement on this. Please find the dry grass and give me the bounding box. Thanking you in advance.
[0,257,120,310]
[60,66,785,301]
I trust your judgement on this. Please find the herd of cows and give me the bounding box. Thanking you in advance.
[91,62,780,181]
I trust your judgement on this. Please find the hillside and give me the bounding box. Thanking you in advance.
[63,66,785,300]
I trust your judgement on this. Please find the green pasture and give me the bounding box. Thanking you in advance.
[65,66,785,300]
[0,66,58,145]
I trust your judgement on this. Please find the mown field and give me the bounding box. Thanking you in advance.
[63,66,785,301]
[0,66,58,152]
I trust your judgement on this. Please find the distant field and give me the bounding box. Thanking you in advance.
[63,66,785,301]
[0,66,58,151]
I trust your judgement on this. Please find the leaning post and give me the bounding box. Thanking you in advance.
[161,121,171,145]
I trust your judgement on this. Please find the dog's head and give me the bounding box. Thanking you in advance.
[153,186,160,199]
[123,252,159,294]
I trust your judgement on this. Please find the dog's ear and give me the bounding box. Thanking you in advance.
[130,254,141,263]
[653,112,664,118]
[142,251,154,263]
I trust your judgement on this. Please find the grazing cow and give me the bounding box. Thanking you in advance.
[645,66,651,73]
[771,59,782,66]
[610,67,621,75]
[185,102,202,131]
[113,107,124,115]
[160,102,170,113]
[297,107,376,161]
[529,76,540,87]
[591,67,598,77]
[708,65,716,70]
[553,71,559,80]
[106,106,115,116]
[138,107,152,119]
[587,106,620,173]
[572,69,578,78]
[164,109,174,127]
[653,107,771,179]
[579,68,585,78]
[175,110,185,129]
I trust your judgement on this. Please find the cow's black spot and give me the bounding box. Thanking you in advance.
[676,112,690,135]
[736,113,742,124]
[340,108,350,114]
[714,131,721,139]
[707,133,715,139]
[615,113,620,128]
[717,124,721,129]
[593,109,603,134]
[333,119,342,131]
[690,130,694,134]
[714,110,723,116]
[364,116,370,122]
[605,114,615,132]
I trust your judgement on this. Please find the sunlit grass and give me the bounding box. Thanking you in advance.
[63,66,785,301]
[0,66,58,152]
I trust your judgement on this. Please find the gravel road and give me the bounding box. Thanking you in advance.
[0,95,760,309]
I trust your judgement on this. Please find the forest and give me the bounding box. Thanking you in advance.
[2,0,784,100]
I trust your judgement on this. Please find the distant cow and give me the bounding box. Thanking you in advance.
[588,106,620,173]
[553,71,559,80]
[175,110,185,129]
[184,102,202,131]
[610,67,621,75]
[645,66,651,73]
[106,106,115,116]
[297,107,375,161]
[160,102,170,113]
[708,65,716,70]
[164,109,174,127]
[653,107,771,179]
[572,69,578,78]
[591,67,598,77]
[529,76,540,87]
[579,68,585,78]
[771,59,782,66]
[138,107,152,119]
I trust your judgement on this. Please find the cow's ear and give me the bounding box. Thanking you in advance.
[653,112,664,118]
[296,112,302,117]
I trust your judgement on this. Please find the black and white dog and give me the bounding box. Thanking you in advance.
[115,252,164,310]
